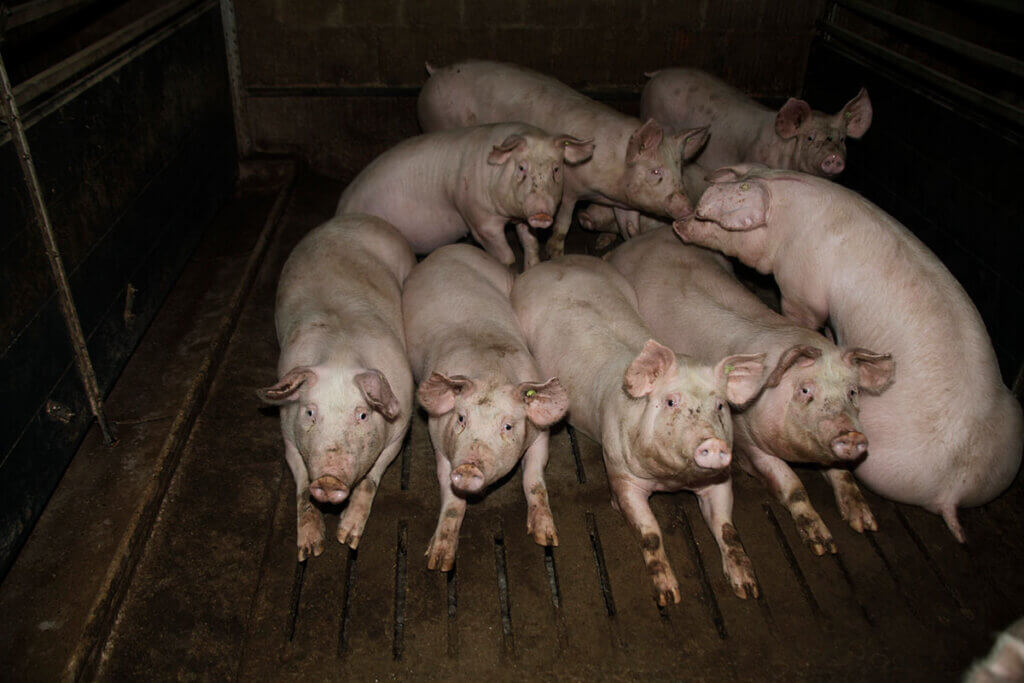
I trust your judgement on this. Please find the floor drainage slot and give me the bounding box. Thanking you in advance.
[337,547,357,657]
[567,425,586,484]
[830,552,874,627]
[676,504,727,639]
[866,529,920,619]
[763,504,822,619]
[393,521,408,661]
[493,530,516,656]
[399,431,412,491]
[446,565,458,659]
[892,505,970,617]
[544,546,561,609]
[286,560,306,642]
[585,512,616,617]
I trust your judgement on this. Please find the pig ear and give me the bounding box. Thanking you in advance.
[694,177,770,231]
[355,370,401,421]
[675,125,710,162]
[519,377,569,428]
[556,135,595,165]
[839,88,872,139]
[842,348,894,395]
[417,372,474,417]
[716,353,767,407]
[626,119,664,164]
[706,166,744,184]
[775,98,812,139]
[488,135,526,165]
[624,340,678,398]
[764,344,822,388]
[256,367,317,405]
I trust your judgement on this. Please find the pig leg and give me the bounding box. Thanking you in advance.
[285,437,325,561]
[609,476,680,606]
[545,194,577,259]
[612,207,641,239]
[695,480,760,599]
[426,451,467,571]
[522,431,558,546]
[738,445,837,555]
[514,222,541,269]
[336,435,404,549]
[473,217,517,267]
[822,468,878,533]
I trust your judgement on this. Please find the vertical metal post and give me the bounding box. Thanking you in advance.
[0,50,116,445]
[219,0,251,160]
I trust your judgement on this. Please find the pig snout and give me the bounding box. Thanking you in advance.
[694,438,732,469]
[528,213,554,228]
[820,154,845,176]
[830,431,868,460]
[450,463,486,494]
[667,192,694,220]
[309,475,349,504]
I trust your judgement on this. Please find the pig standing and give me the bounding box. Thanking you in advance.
[258,214,415,560]
[677,166,1023,541]
[642,68,872,177]
[418,60,709,258]
[609,228,895,554]
[512,255,766,604]
[336,122,594,269]
[403,244,569,570]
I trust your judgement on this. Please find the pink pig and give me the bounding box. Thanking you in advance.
[642,68,872,177]
[676,166,1023,541]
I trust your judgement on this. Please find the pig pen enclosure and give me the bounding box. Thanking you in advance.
[1,0,1023,680]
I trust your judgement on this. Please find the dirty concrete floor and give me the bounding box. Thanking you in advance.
[2,167,1023,681]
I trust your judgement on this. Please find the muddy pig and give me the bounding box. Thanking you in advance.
[676,165,1023,541]
[336,122,593,269]
[419,60,709,258]
[512,254,766,604]
[609,228,895,554]
[642,68,871,177]
[404,244,569,570]
[258,214,415,560]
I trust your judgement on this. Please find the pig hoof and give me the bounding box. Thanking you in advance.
[337,507,370,550]
[724,553,759,599]
[527,506,559,547]
[794,512,837,556]
[545,242,565,259]
[426,533,458,572]
[648,562,681,606]
[838,496,878,533]
[732,577,760,600]
[297,514,326,561]
[297,538,324,562]
[594,233,618,250]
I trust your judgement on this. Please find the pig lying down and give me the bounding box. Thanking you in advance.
[258,214,416,560]
[642,68,872,176]
[336,122,593,269]
[513,255,765,604]
[677,166,1023,541]
[419,60,709,258]
[610,228,894,555]
[403,244,568,570]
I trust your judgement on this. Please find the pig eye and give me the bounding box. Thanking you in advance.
[666,398,676,407]
[504,423,513,431]
[849,388,858,397]
[552,166,560,179]
[517,162,527,174]
[651,167,662,176]
[457,414,465,423]
[716,400,724,411]
[306,409,315,419]
[358,411,368,421]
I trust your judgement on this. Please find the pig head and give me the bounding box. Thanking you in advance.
[773,89,872,177]
[258,365,401,504]
[622,120,708,221]
[419,372,568,495]
[488,132,594,229]
[743,344,895,464]
[620,340,765,480]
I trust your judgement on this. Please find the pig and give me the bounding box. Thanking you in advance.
[418,60,710,259]
[609,228,895,554]
[512,254,766,604]
[676,165,1024,541]
[403,244,569,570]
[336,122,594,269]
[641,68,872,177]
[258,214,416,560]
[965,617,1024,683]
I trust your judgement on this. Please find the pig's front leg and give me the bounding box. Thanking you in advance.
[737,444,836,555]
[695,480,760,599]
[522,431,558,546]
[822,468,878,533]
[514,222,541,270]
[545,194,577,259]
[612,207,640,239]
[426,450,467,571]
[285,437,325,561]
[336,434,405,549]
[609,476,680,606]
[473,216,517,267]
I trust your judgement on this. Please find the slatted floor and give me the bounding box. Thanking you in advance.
[28,171,1024,680]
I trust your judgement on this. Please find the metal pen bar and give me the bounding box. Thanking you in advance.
[0,51,116,445]
[3,0,99,31]
[218,0,251,159]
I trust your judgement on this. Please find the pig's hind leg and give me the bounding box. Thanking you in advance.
[609,476,681,606]
[426,450,467,571]
[738,445,837,555]
[285,437,325,561]
[522,431,558,546]
[336,436,404,549]
[695,480,760,599]
[822,468,878,533]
